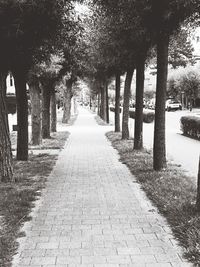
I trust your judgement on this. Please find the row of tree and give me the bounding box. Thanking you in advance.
[0,0,86,182]
[1,0,200,183]
[82,0,199,171]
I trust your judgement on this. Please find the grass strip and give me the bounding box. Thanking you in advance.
[106,131,200,266]
[0,130,69,267]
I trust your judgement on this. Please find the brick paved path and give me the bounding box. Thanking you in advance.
[13,108,193,267]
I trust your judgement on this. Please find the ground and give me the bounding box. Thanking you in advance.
[12,107,193,267]
[109,108,200,177]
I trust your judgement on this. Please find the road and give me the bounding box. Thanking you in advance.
[109,109,200,178]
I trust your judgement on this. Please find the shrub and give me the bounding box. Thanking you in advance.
[129,109,155,123]
[110,106,122,113]
[180,115,200,140]
[6,95,16,114]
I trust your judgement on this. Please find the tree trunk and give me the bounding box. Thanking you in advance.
[42,82,51,139]
[2,72,7,98]
[122,68,134,140]
[29,79,41,145]
[105,81,109,123]
[100,81,107,121]
[74,97,78,115]
[0,71,13,182]
[153,33,169,170]
[62,79,72,124]
[134,56,145,150]
[50,86,57,132]
[13,69,29,161]
[97,92,100,116]
[115,73,121,132]
[196,156,200,211]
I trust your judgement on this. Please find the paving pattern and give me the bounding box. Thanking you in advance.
[13,108,193,267]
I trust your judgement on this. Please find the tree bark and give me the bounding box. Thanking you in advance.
[196,156,200,211]
[73,97,78,115]
[97,91,100,116]
[99,81,107,121]
[105,81,109,124]
[29,78,41,145]
[153,33,169,170]
[41,81,51,139]
[13,69,29,161]
[115,73,121,132]
[50,86,57,132]
[134,56,145,150]
[0,71,13,182]
[62,79,73,124]
[2,72,7,98]
[122,68,134,140]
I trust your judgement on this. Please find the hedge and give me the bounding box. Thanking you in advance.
[6,95,16,114]
[110,106,155,123]
[129,108,155,123]
[110,106,122,113]
[180,115,200,140]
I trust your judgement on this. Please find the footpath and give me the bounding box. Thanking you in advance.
[13,108,193,267]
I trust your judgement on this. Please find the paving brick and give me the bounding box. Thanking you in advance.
[12,108,193,267]
[117,247,141,255]
[56,256,81,264]
[30,256,56,265]
[82,255,107,264]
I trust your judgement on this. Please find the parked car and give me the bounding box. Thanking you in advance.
[165,99,182,111]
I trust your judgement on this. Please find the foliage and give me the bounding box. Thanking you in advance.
[167,66,200,99]
[169,28,195,68]
[0,0,71,71]
[60,10,87,83]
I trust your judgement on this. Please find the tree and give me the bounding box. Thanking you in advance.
[62,77,74,123]
[135,0,199,170]
[50,87,57,133]
[91,0,152,144]
[9,0,70,160]
[167,66,196,102]
[0,0,74,181]
[60,13,87,123]
[85,2,129,131]
[169,28,195,69]
[0,72,13,182]
[134,53,146,149]
[122,69,134,139]
[38,54,64,138]
[28,73,41,145]
[115,73,121,132]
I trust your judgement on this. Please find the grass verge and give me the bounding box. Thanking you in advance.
[0,130,69,267]
[106,131,200,266]
[95,115,113,126]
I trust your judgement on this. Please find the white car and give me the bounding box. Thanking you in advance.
[166,99,182,111]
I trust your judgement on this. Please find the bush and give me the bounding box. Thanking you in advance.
[110,106,122,113]
[129,109,155,123]
[6,95,16,114]
[180,115,200,140]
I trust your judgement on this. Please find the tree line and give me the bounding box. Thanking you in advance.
[0,0,200,185]
[83,0,199,171]
[0,0,85,182]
